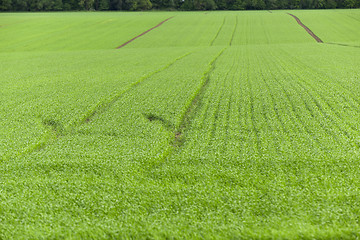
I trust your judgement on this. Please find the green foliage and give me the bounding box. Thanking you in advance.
[79,0,95,9]
[128,0,152,10]
[1,10,360,239]
[0,0,12,10]
[95,0,110,9]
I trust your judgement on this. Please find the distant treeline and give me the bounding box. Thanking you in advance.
[0,0,359,11]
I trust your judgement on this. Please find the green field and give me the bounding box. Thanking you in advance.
[1,9,360,239]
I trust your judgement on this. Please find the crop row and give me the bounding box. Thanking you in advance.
[156,44,360,237]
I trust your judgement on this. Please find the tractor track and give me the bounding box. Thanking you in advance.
[210,17,226,46]
[116,17,174,49]
[142,47,227,173]
[287,13,323,43]
[174,48,227,147]
[3,52,191,162]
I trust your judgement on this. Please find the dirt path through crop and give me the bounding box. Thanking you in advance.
[116,17,174,49]
[287,13,323,43]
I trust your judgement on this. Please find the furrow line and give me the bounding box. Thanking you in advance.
[274,53,334,122]
[290,66,356,135]
[210,17,226,46]
[273,75,324,149]
[198,80,217,146]
[223,69,236,152]
[280,49,360,139]
[344,14,360,23]
[246,56,262,155]
[208,58,237,145]
[116,17,174,49]
[229,15,238,46]
[270,51,348,151]
[267,51,326,152]
[254,53,288,155]
[270,51,332,138]
[257,53,289,135]
[289,75,343,143]
[287,13,323,43]
[279,48,360,115]
[296,76,359,146]
[325,42,360,49]
[208,84,223,146]
[261,73,288,134]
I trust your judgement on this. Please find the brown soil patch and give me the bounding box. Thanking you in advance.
[116,17,174,49]
[175,132,182,139]
[287,13,323,43]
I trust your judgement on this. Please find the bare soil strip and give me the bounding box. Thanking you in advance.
[287,13,323,43]
[116,17,174,49]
